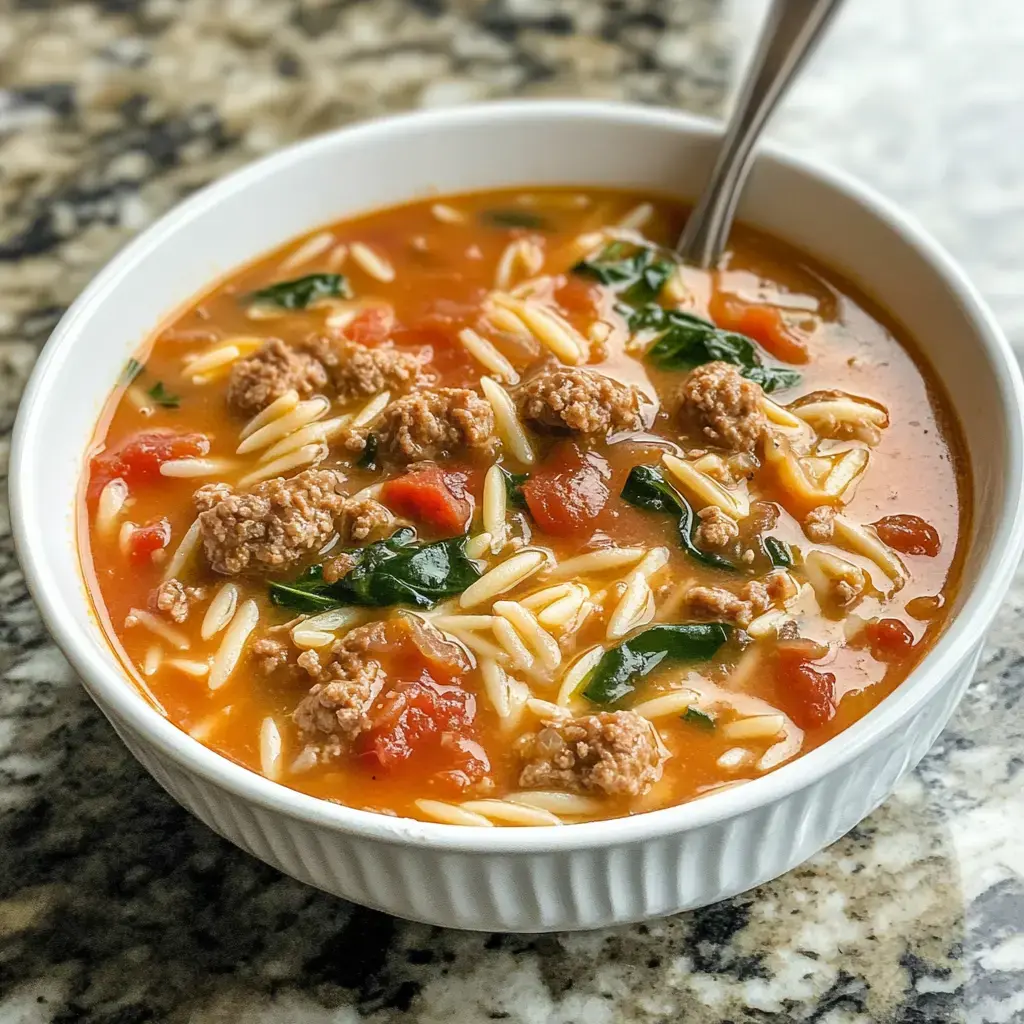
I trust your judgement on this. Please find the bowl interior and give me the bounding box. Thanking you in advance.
[12,101,1022,846]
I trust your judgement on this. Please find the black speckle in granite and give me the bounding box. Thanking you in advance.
[600,8,668,38]
[290,4,342,37]
[687,898,769,980]
[476,4,523,43]
[275,51,301,78]
[893,952,961,1024]
[303,906,397,989]
[408,0,447,16]
[0,216,62,262]
[118,104,231,172]
[298,905,426,1013]
[95,0,142,12]
[7,82,76,117]
[803,970,868,1023]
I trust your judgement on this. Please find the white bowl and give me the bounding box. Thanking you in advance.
[11,101,1024,932]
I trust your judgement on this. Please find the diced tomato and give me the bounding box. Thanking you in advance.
[381,466,473,536]
[522,442,611,538]
[773,643,837,729]
[408,295,486,332]
[360,675,488,790]
[873,515,941,557]
[345,304,395,347]
[554,274,601,321]
[129,518,172,564]
[88,431,210,504]
[392,319,478,387]
[863,618,916,663]
[708,291,810,364]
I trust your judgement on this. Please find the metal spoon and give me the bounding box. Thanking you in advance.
[676,0,846,267]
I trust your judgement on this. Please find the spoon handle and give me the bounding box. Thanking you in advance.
[676,0,845,267]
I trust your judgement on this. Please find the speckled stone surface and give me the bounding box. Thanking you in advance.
[2,1,1023,1021]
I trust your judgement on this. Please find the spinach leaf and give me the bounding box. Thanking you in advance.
[583,623,731,705]
[762,536,792,568]
[269,528,481,612]
[682,707,716,730]
[147,381,180,409]
[638,306,801,394]
[357,434,379,471]
[482,209,549,231]
[572,242,676,306]
[121,358,144,385]
[500,467,530,511]
[571,242,801,393]
[621,465,735,571]
[266,578,340,613]
[248,273,350,310]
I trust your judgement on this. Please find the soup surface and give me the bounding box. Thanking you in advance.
[80,188,968,826]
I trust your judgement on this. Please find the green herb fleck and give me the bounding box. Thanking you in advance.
[582,624,731,706]
[121,358,144,385]
[248,273,350,310]
[762,536,793,568]
[482,209,549,231]
[269,528,481,612]
[682,707,716,730]
[357,434,379,471]
[146,381,180,409]
[621,465,735,571]
[500,467,530,511]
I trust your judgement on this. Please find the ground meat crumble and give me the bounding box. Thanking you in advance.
[149,578,206,623]
[693,505,740,549]
[373,387,497,461]
[803,504,837,542]
[194,470,393,576]
[677,361,766,451]
[684,570,796,628]
[516,711,666,797]
[226,337,329,416]
[515,368,648,436]
[252,637,293,676]
[195,469,347,575]
[338,496,394,543]
[321,553,358,584]
[304,337,428,402]
[292,624,389,758]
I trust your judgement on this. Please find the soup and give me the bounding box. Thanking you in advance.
[80,188,968,826]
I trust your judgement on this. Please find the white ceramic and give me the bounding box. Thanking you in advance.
[11,101,1024,932]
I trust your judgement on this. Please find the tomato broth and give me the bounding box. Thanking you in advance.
[80,188,968,826]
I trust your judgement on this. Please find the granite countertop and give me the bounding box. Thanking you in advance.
[2,1,1023,1021]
